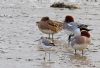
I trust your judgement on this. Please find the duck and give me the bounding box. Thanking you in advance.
[63,15,81,36]
[70,30,91,55]
[63,15,92,46]
[36,16,63,43]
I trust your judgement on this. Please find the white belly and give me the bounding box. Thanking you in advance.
[40,29,55,34]
[73,28,81,36]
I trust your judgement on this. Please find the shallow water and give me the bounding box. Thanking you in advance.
[0,0,100,68]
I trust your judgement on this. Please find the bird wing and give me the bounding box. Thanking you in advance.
[47,20,63,32]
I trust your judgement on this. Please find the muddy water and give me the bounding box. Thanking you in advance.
[0,0,100,68]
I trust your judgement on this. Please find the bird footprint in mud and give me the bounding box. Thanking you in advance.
[25,58,34,62]
[6,58,13,60]
[0,50,8,54]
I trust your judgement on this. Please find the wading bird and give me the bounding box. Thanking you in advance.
[36,17,63,44]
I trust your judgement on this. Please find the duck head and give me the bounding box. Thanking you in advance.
[36,16,50,25]
[41,16,50,21]
[81,31,90,38]
[64,15,74,23]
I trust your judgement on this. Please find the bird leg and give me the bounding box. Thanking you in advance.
[44,51,46,61]
[50,34,55,46]
[48,34,50,39]
[68,33,74,46]
[74,49,77,55]
[68,35,71,46]
[52,34,54,42]
[48,51,51,61]
[82,50,84,56]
